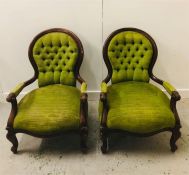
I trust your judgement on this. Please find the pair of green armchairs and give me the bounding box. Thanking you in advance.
[6,28,181,154]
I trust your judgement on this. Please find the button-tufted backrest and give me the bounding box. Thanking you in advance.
[104,28,157,84]
[29,29,83,87]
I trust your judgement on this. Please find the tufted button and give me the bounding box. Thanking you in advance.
[133,67,135,70]
[63,62,66,66]
[136,47,139,51]
[125,67,127,70]
[117,68,120,71]
[70,50,74,53]
[67,56,70,60]
[123,41,126,45]
[140,40,143,45]
[36,51,40,55]
[47,63,50,66]
[115,41,119,46]
[141,54,144,58]
[62,50,66,54]
[112,49,115,52]
[43,70,46,73]
[58,42,62,47]
[50,43,53,47]
[55,63,58,66]
[141,67,144,70]
[128,61,131,64]
[55,50,58,54]
[120,49,122,52]
[124,54,127,58]
[128,48,130,52]
[58,56,61,60]
[132,54,135,58]
[120,61,123,64]
[136,60,139,64]
[68,69,70,72]
[131,40,134,45]
[66,43,69,47]
[42,57,45,61]
[116,55,119,59]
[41,43,44,48]
[46,51,49,54]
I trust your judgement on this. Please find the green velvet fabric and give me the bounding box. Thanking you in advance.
[81,82,87,93]
[163,81,176,96]
[13,84,80,134]
[33,32,79,87]
[99,81,175,133]
[108,31,153,84]
[101,82,108,93]
[10,82,25,97]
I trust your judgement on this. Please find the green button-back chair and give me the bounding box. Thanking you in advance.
[6,28,88,153]
[99,28,181,153]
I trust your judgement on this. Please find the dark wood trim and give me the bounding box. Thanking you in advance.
[101,27,181,153]
[6,28,87,153]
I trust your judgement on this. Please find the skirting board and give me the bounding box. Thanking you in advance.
[1,89,189,103]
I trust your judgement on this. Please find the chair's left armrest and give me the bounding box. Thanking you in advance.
[163,81,181,101]
[151,74,181,101]
[80,82,87,93]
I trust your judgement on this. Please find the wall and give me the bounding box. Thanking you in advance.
[0,0,189,101]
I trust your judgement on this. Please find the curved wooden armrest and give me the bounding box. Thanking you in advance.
[6,77,36,102]
[171,91,181,101]
[150,74,181,100]
[6,93,16,102]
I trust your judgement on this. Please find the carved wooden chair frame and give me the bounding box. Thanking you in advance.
[6,28,88,153]
[100,28,181,153]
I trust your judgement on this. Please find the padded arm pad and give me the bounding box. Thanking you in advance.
[101,82,108,93]
[10,82,25,97]
[163,81,176,96]
[81,82,87,93]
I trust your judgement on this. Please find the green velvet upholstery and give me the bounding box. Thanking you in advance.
[101,82,108,93]
[33,32,79,87]
[163,81,176,96]
[108,31,153,84]
[10,82,25,97]
[81,82,87,93]
[99,82,175,133]
[13,84,80,134]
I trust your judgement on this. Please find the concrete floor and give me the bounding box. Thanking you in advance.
[0,99,189,175]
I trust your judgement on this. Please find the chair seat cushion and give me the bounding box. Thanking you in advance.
[13,84,80,134]
[101,82,175,134]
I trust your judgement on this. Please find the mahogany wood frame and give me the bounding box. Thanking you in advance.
[6,28,88,154]
[100,27,181,153]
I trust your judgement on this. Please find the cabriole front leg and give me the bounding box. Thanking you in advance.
[80,126,88,153]
[6,128,18,154]
[170,126,181,152]
[100,126,109,153]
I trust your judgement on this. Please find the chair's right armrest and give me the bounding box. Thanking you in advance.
[100,82,108,126]
[6,77,37,102]
[6,82,25,102]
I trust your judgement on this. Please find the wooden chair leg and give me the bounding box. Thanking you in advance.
[100,127,109,154]
[80,126,88,153]
[6,130,18,154]
[170,127,181,152]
